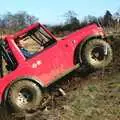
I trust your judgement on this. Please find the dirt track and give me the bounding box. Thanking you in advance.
[0,35,120,120]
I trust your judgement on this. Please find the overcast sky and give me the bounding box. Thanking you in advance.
[0,0,120,24]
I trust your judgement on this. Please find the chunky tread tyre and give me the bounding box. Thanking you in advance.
[82,39,113,69]
[7,80,42,112]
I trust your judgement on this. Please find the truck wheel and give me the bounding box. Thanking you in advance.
[7,80,42,112]
[82,39,113,69]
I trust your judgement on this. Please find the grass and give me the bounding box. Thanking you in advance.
[61,73,120,120]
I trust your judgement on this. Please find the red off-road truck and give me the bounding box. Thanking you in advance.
[0,22,112,112]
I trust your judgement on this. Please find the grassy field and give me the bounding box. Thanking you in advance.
[56,73,120,120]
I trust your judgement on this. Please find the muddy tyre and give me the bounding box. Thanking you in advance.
[7,80,42,112]
[82,39,112,69]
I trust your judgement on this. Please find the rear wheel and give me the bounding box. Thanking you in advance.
[7,80,42,112]
[81,39,113,69]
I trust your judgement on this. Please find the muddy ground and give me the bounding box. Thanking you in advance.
[0,34,120,120]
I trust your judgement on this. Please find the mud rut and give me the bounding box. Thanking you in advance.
[0,35,119,120]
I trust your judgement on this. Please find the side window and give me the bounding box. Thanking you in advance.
[0,41,17,77]
[17,27,56,58]
[0,56,9,77]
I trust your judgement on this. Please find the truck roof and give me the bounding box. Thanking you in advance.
[14,22,40,39]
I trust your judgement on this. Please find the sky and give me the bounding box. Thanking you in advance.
[0,0,120,25]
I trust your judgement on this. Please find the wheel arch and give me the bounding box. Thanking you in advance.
[74,35,104,64]
[2,76,44,105]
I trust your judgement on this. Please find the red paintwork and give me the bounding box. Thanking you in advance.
[0,22,105,102]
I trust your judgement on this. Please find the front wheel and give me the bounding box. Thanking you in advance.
[81,39,113,69]
[7,80,42,112]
